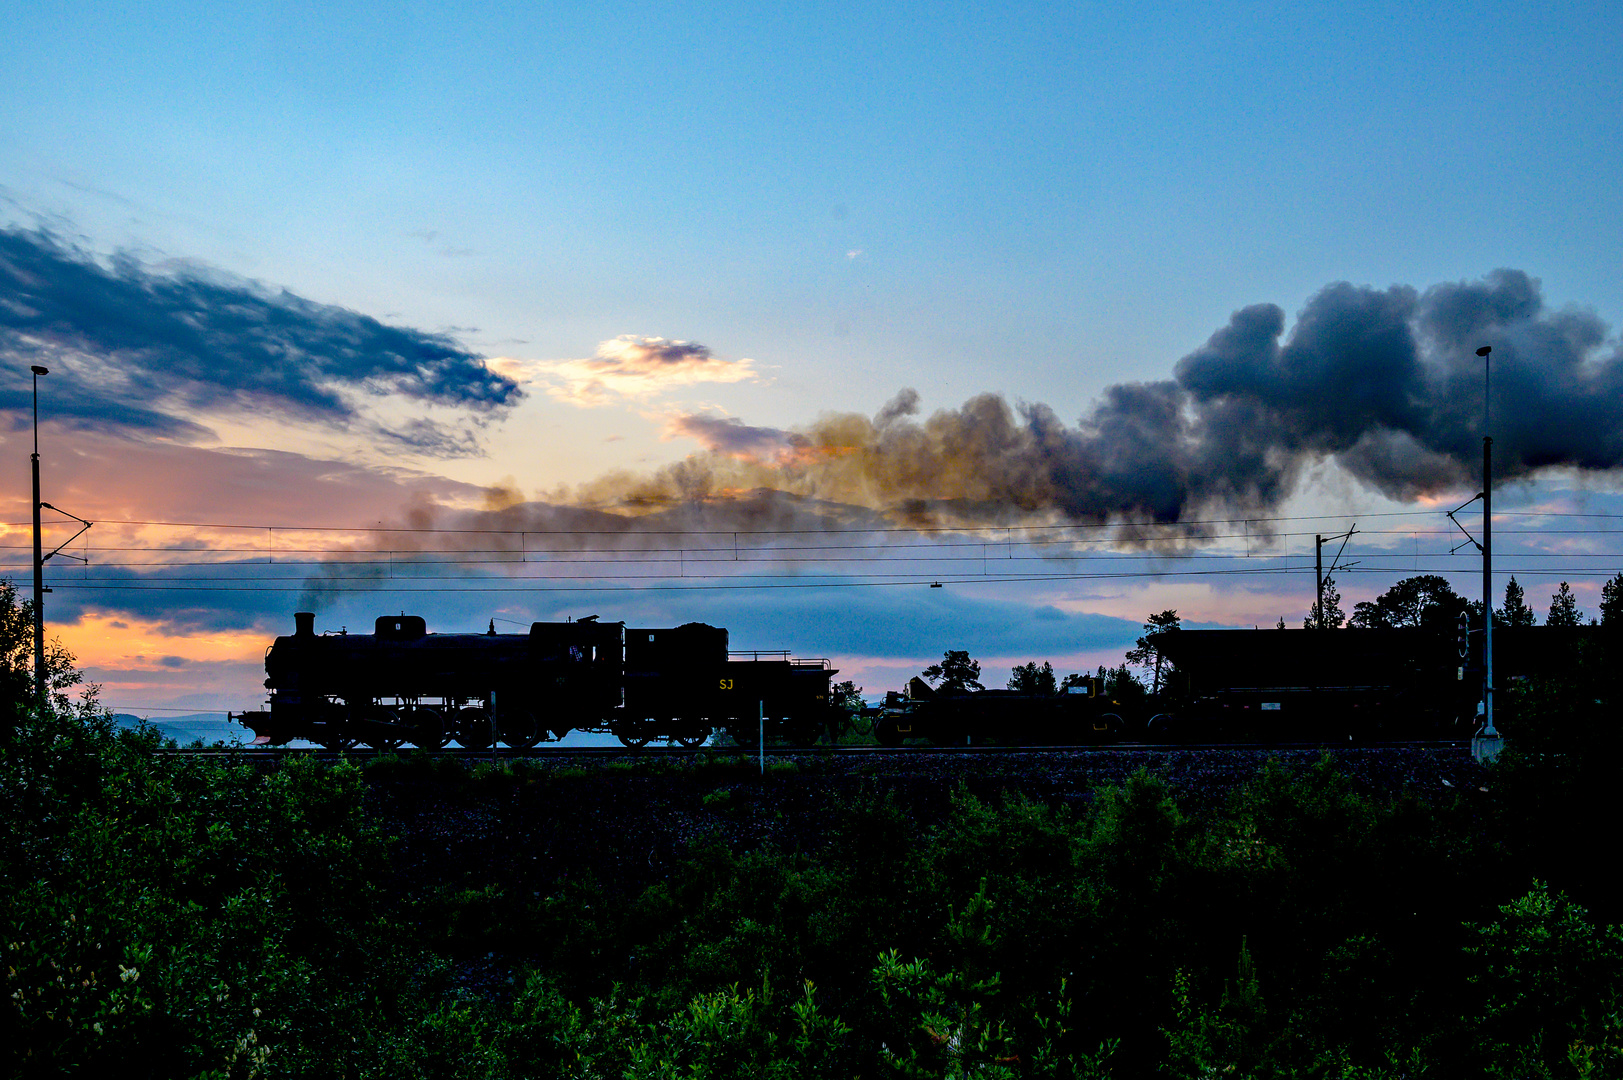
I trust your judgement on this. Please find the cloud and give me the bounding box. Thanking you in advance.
[526,335,758,406]
[663,413,802,463]
[0,431,498,635]
[0,226,520,452]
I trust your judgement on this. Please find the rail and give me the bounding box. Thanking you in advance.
[727,649,833,668]
[154,739,1473,762]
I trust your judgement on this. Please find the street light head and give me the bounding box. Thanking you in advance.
[30,365,48,376]
[1475,346,1491,357]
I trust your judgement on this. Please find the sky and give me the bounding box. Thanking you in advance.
[3,0,1622,716]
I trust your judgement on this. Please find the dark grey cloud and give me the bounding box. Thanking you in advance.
[1177,269,1623,500]
[0,226,520,451]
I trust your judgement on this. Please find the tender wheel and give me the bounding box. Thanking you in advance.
[672,723,711,749]
[781,720,820,747]
[318,730,357,751]
[457,707,493,749]
[616,724,652,749]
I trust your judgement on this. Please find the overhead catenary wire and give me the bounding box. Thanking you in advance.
[4,502,1619,597]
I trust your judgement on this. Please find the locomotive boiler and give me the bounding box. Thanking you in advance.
[232,612,838,749]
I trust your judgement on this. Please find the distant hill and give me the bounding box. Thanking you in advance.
[112,713,249,747]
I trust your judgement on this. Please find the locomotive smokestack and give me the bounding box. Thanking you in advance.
[294,612,315,638]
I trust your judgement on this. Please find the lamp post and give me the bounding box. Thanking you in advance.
[1476,344,1496,741]
[30,364,48,703]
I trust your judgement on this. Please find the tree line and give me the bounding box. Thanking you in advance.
[876,572,1623,715]
[1308,571,1623,632]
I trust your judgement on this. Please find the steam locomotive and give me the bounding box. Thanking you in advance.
[232,612,838,749]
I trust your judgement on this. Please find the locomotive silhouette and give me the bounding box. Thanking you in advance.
[233,612,837,749]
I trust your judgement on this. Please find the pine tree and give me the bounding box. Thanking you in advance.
[1547,581,1582,628]
[1304,576,1346,629]
[1502,576,1536,627]
[1007,661,1057,695]
[1600,572,1623,627]
[1125,609,1181,694]
[922,650,983,693]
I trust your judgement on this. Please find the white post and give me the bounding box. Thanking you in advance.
[759,700,765,775]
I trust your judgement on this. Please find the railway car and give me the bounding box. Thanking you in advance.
[871,674,1126,747]
[233,612,838,749]
[1149,627,1476,742]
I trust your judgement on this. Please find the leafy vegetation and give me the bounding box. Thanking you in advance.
[5,581,1623,1077]
[1124,609,1180,694]
[1007,661,1058,696]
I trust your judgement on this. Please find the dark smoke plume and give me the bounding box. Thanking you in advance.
[614,270,1623,526]
[297,268,1623,604]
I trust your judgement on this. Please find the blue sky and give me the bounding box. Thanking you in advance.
[3,1,1622,713]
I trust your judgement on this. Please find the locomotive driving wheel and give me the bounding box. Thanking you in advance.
[363,708,406,751]
[456,706,493,749]
[409,707,449,750]
[500,708,543,750]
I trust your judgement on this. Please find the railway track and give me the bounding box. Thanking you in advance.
[156,739,1471,763]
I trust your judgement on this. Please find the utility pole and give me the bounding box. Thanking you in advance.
[1482,435,1494,736]
[1315,535,1323,629]
[1312,526,1356,629]
[1477,345,1497,744]
[30,365,47,703]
